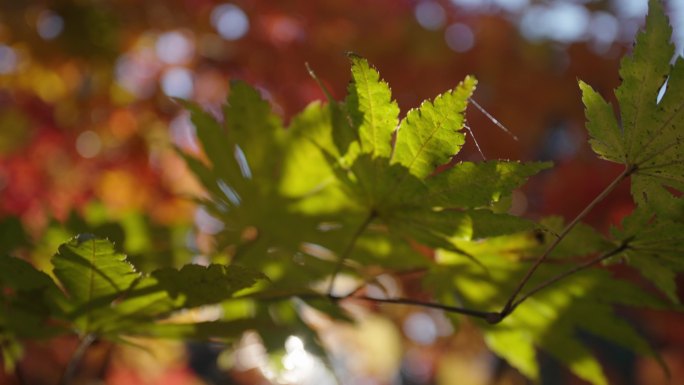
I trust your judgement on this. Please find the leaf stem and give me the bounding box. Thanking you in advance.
[60,333,96,385]
[305,62,335,102]
[508,238,633,312]
[326,211,377,295]
[500,164,637,317]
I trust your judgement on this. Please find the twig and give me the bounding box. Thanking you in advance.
[326,212,377,295]
[500,164,637,317]
[237,164,637,325]
[60,333,96,385]
[508,239,633,312]
[329,294,499,322]
[305,62,335,102]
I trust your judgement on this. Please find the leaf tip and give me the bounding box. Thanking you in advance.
[345,51,364,60]
[75,233,97,244]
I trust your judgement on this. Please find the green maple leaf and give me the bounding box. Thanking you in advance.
[611,208,684,303]
[581,0,684,216]
[181,78,431,288]
[50,235,267,339]
[152,264,267,307]
[581,0,684,304]
[391,76,474,178]
[0,255,65,344]
[52,234,140,333]
[328,57,549,258]
[177,58,552,368]
[346,54,399,158]
[430,248,666,385]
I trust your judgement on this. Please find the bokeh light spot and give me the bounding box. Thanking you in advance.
[445,23,475,52]
[115,51,160,99]
[36,10,64,40]
[671,1,684,55]
[520,3,590,43]
[0,45,18,74]
[590,11,619,52]
[612,0,648,18]
[449,0,481,11]
[75,131,102,158]
[493,0,529,13]
[267,16,302,44]
[161,67,194,98]
[211,4,249,40]
[415,2,446,31]
[403,312,438,345]
[156,31,194,65]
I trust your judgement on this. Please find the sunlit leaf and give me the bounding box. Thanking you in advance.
[346,55,399,158]
[0,217,29,255]
[224,80,285,182]
[420,161,551,208]
[611,208,684,303]
[52,235,139,331]
[392,76,475,179]
[152,264,268,307]
[537,216,613,259]
[581,0,684,213]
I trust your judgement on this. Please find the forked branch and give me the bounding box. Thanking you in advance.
[326,211,377,295]
[508,237,634,312]
[500,164,637,316]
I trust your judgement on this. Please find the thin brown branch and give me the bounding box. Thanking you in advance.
[249,287,501,324]
[329,293,499,321]
[326,211,377,295]
[500,164,637,317]
[60,333,96,385]
[509,239,632,311]
[305,62,335,102]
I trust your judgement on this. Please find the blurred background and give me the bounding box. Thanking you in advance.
[1,0,683,384]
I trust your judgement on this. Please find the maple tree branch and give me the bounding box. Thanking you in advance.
[326,211,377,295]
[250,288,498,321]
[500,164,637,317]
[328,293,499,321]
[508,238,633,312]
[60,333,96,385]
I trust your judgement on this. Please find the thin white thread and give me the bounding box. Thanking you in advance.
[469,98,519,141]
[464,123,486,160]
